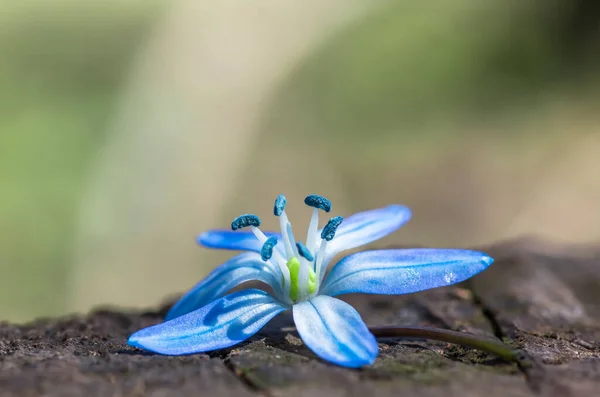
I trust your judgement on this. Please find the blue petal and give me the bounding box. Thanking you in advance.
[129,289,288,355]
[292,295,378,368]
[322,205,411,261]
[198,229,282,252]
[320,249,494,297]
[166,252,284,320]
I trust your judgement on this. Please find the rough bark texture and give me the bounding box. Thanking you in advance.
[1,238,599,396]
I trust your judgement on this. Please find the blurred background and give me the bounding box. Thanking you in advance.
[1,0,599,322]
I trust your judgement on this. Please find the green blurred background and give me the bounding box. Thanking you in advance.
[1,0,599,322]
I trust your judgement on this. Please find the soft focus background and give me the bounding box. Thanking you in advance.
[1,0,599,322]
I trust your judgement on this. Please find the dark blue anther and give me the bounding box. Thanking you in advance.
[321,216,343,241]
[274,194,287,216]
[304,194,331,212]
[231,214,261,230]
[296,241,314,261]
[261,237,278,261]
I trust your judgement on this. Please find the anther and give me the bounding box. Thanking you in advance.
[231,214,261,230]
[304,194,331,212]
[296,241,314,261]
[321,216,343,241]
[274,194,287,216]
[261,237,278,261]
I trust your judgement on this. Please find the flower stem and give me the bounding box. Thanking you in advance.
[369,326,523,364]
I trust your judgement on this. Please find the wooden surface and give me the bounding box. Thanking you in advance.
[1,238,600,396]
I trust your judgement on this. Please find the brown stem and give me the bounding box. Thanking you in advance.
[369,326,523,364]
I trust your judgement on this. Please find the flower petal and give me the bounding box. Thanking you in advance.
[166,252,283,320]
[292,295,378,368]
[320,249,494,297]
[198,229,281,252]
[322,205,411,262]
[129,289,288,355]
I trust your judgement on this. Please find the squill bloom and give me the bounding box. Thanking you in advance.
[128,194,493,368]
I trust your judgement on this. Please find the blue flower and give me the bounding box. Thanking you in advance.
[128,194,493,368]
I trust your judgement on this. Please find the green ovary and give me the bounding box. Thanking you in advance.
[286,257,316,302]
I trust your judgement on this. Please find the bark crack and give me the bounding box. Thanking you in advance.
[469,287,544,395]
[223,354,274,397]
[471,293,506,341]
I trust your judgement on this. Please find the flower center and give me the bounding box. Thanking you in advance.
[286,256,316,302]
[231,194,343,304]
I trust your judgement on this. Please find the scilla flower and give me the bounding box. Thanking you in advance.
[128,194,493,368]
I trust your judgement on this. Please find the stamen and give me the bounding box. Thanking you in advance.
[315,240,329,284]
[254,230,291,302]
[286,222,299,257]
[296,241,314,261]
[261,237,278,261]
[273,194,287,216]
[304,194,332,212]
[306,208,319,253]
[278,212,294,258]
[321,216,343,241]
[297,256,310,301]
[272,256,293,305]
[314,216,344,283]
[231,214,261,230]
[250,226,268,244]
